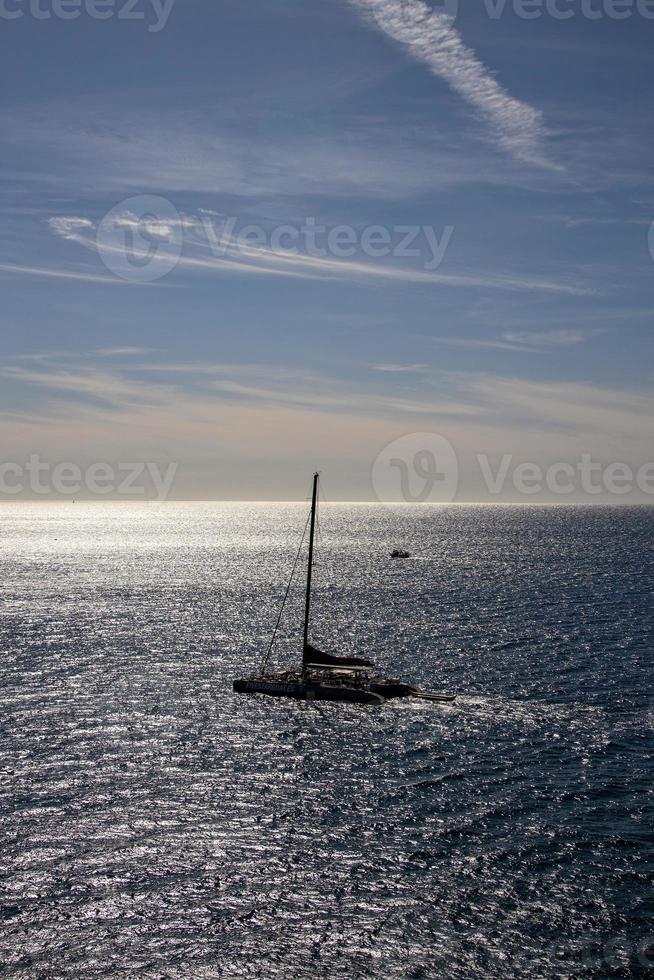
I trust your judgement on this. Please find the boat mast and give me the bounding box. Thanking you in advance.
[303,472,319,659]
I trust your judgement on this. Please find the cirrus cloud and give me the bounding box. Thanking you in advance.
[349,0,557,168]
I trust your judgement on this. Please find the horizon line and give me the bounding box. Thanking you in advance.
[0,499,652,507]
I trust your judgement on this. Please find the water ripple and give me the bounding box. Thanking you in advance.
[1,503,652,977]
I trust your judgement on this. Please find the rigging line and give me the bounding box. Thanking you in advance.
[260,509,311,673]
[316,479,325,548]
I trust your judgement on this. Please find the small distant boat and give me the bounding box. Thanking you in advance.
[391,548,411,559]
[233,474,455,705]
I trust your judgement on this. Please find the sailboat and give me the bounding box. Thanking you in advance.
[233,473,455,705]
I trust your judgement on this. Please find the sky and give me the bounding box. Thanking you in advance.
[0,0,653,501]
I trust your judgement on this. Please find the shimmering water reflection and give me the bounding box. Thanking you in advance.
[1,504,652,977]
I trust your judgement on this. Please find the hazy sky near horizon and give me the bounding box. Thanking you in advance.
[1,0,653,501]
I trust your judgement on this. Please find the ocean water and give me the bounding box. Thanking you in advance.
[1,502,652,978]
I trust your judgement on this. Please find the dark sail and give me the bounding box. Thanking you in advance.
[303,643,373,668]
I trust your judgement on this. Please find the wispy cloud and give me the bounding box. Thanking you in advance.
[435,329,605,352]
[349,0,556,168]
[0,354,482,422]
[370,362,429,372]
[502,329,605,348]
[48,212,591,294]
[467,375,654,445]
[435,336,530,352]
[6,350,649,440]
[2,351,652,498]
[0,261,131,285]
[1,364,175,409]
[95,347,155,357]
[0,98,548,202]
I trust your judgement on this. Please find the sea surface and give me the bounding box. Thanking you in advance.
[1,503,653,978]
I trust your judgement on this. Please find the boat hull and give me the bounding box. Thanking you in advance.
[233,677,385,705]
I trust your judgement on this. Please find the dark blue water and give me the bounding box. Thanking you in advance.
[1,504,653,977]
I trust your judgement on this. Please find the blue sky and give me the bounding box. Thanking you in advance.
[1,0,653,499]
